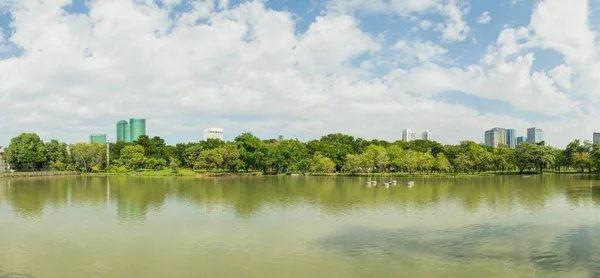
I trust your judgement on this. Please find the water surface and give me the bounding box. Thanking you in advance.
[1,175,600,278]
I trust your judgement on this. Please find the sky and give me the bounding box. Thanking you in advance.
[0,0,598,147]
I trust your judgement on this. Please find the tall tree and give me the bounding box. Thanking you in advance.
[71,143,105,172]
[5,133,48,171]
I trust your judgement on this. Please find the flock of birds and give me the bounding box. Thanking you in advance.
[366,180,414,188]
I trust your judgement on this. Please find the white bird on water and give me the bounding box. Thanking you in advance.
[406,181,415,188]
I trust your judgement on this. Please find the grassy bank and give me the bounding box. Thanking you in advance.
[0,171,80,178]
[86,169,264,177]
[11,169,594,179]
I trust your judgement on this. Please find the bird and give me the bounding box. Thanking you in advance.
[406,181,415,187]
[384,183,390,188]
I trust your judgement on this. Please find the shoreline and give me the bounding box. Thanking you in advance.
[2,170,594,179]
[0,171,80,178]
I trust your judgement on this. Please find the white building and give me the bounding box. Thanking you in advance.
[204,128,224,141]
[422,130,432,141]
[402,128,412,141]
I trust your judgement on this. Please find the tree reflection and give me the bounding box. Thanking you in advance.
[1,175,599,222]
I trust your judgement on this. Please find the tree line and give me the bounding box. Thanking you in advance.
[2,132,600,174]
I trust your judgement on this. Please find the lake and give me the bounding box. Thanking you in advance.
[1,175,599,278]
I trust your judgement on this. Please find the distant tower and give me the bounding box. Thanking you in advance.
[527,127,543,144]
[593,132,600,145]
[505,129,516,149]
[204,128,224,141]
[402,128,412,142]
[422,130,432,141]
[517,136,527,145]
[116,120,129,142]
[90,134,107,144]
[129,118,146,142]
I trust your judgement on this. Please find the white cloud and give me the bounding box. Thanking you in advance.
[418,20,432,30]
[528,0,595,68]
[383,53,576,116]
[0,0,596,148]
[476,11,491,24]
[327,0,470,42]
[392,40,448,63]
[550,64,572,89]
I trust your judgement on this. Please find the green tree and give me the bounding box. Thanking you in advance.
[4,133,48,171]
[515,143,536,173]
[342,154,362,173]
[386,145,404,172]
[45,139,69,165]
[453,153,474,173]
[220,144,241,172]
[416,152,435,173]
[235,133,265,171]
[71,142,105,172]
[120,145,146,170]
[435,153,452,173]
[194,149,223,171]
[359,145,389,173]
[201,138,226,150]
[264,139,309,173]
[572,152,592,173]
[307,134,356,171]
[309,153,336,173]
[532,144,555,174]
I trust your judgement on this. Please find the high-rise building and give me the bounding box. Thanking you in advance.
[422,130,432,141]
[116,118,146,143]
[505,129,516,149]
[517,136,527,145]
[485,129,499,148]
[527,127,543,144]
[116,120,129,142]
[594,132,600,145]
[410,132,416,141]
[484,128,507,148]
[129,118,146,142]
[204,128,224,141]
[402,128,412,141]
[90,134,107,144]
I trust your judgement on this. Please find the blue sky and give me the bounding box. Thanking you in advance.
[0,0,597,147]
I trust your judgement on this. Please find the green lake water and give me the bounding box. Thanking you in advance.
[1,175,600,278]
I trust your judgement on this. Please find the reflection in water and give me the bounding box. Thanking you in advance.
[315,223,600,276]
[1,175,600,222]
[1,175,600,278]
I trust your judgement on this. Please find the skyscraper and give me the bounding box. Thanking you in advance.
[116,120,129,142]
[422,130,432,141]
[90,134,107,144]
[129,118,146,142]
[527,127,543,144]
[485,129,499,148]
[204,128,224,141]
[517,136,527,145]
[505,129,516,149]
[484,128,507,148]
[116,118,146,143]
[594,132,600,145]
[402,128,412,141]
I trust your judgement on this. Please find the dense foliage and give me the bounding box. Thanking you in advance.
[3,132,600,174]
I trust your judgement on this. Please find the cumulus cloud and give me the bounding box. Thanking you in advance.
[0,0,597,148]
[391,40,448,63]
[476,11,491,24]
[327,0,471,42]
